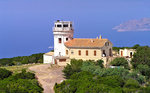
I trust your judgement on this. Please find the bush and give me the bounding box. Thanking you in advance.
[111,57,129,69]
[96,59,104,68]
[0,69,43,93]
[0,53,43,66]
[137,64,150,77]
[63,59,83,79]
[0,79,43,93]
[55,71,124,93]
[125,71,145,84]
[13,69,35,80]
[0,68,12,79]
[131,46,150,68]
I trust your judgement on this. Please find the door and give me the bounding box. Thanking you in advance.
[55,59,57,64]
[121,51,123,56]
[109,48,112,56]
[130,52,133,58]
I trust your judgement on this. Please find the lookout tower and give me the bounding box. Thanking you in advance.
[53,20,74,57]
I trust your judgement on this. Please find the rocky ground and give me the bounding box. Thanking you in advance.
[29,64,65,93]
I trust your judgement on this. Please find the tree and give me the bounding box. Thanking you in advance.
[96,59,104,68]
[111,57,129,69]
[123,79,140,93]
[131,46,150,68]
[63,59,83,79]
[0,68,12,79]
[125,71,145,84]
[137,64,150,77]
[13,69,35,80]
[132,44,140,49]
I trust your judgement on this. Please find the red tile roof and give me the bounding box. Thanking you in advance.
[65,38,109,48]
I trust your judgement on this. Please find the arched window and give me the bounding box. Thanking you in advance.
[66,38,68,41]
[105,42,109,46]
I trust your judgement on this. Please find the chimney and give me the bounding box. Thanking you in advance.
[99,35,102,39]
[91,39,94,42]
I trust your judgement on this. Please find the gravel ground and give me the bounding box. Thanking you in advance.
[29,64,65,93]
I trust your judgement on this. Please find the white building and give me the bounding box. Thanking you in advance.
[43,52,54,64]
[43,20,113,66]
[43,20,73,64]
[119,48,136,58]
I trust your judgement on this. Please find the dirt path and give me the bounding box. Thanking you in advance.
[29,64,65,93]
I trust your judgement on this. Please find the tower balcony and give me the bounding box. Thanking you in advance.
[53,27,74,32]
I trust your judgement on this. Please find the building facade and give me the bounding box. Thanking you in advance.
[43,20,113,66]
[119,48,136,58]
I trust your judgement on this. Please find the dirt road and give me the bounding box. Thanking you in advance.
[29,64,65,93]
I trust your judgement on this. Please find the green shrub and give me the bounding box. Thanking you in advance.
[13,69,35,80]
[63,59,83,79]
[111,57,129,69]
[0,68,12,79]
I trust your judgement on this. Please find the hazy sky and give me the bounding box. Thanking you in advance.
[0,0,150,58]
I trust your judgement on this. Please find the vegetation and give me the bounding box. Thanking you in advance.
[0,68,12,80]
[113,44,140,52]
[1,63,41,74]
[111,57,129,69]
[55,51,150,93]
[131,46,150,68]
[0,69,43,93]
[0,53,43,67]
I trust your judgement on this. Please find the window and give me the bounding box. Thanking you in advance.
[71,50,74,54]
[58,38,61,43]
[78,50,81,56]
[66,38,68,41]
[86,50,88,56]
[130,52,133,57]
[109,48,112,56]
[59,59,66,62]
[63,24,68,27]
[102,50,106,57]
[70,24,72,27]
[94,50,96,56]
[66,50,68,55]
[105,42,109,46]
[57,24,62,27]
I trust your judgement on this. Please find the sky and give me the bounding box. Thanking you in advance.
[0,0,150,58]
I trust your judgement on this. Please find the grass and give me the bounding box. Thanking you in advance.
[0,63,42,74]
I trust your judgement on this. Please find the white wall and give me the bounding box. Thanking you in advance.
[119,49,136,57]
[43,55,53,64]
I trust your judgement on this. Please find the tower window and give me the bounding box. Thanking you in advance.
[94,50,96,56]
[78,50,81,56]
[57,24,62,27]
[66,38,68,41]
[86,50,88,56]
[58,38,62,43]
[70,24,72,27]
[63,24,68,27]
